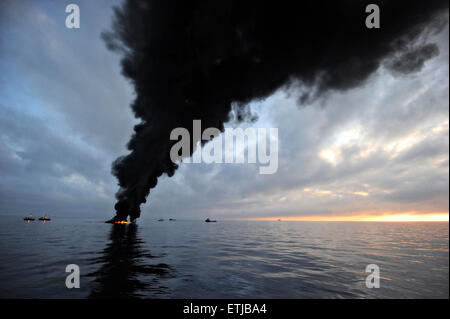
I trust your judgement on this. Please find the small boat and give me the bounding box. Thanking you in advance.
[24,214,35,221]
[158,218,164,221]
[277,219,281,222]
[169,218,176,221]
[38,215,51,221]
[205,218,217,223]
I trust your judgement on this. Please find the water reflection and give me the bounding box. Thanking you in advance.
[87,224,173,298]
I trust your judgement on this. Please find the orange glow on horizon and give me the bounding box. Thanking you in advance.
[240,213,449,222]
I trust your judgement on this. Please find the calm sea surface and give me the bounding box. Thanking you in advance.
[0,215,448,298]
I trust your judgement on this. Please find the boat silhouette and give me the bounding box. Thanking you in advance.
[205,218,217,223]
[38,215,51,221]
[23,214,35,221]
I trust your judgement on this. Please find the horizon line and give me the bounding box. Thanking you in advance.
[234,212,449,222]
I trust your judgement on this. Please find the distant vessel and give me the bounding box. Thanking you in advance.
[158,218,164,221]
[169,218,176,221]
[24,214,35,221]
[205,218,217,223]
[38,216,51,221]
[277,219,281,221]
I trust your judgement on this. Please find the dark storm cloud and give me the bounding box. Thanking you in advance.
[0,0,127,216]
[0,0,135,156]
[104,0,448,220]
[0,106,116,215]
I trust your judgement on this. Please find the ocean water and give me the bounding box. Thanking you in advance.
[0,215,448,299]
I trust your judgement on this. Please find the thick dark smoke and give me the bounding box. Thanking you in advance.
[384,43,441,75]
[103,0,448,220]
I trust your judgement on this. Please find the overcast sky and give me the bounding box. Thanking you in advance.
[0,0,448,220]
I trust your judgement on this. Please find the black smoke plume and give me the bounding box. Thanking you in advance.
[103,0,448,220]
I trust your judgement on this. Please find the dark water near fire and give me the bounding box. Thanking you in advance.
[0,215,448,298]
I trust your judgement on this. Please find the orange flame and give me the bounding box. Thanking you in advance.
[114,220,132,224]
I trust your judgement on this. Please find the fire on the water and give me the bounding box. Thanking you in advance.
[114,220,132,224]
